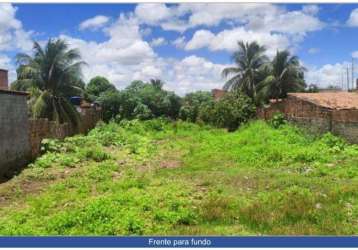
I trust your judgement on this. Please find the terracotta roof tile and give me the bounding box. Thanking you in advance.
[212,89,226,100]
[288,92,358,110]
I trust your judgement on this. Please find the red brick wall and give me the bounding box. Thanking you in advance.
[257,101,286,120]
[212,89,226,101]
[28,109,102,158]
[257,95,358,143]
[0,69,8,90]
[79,108,103,134]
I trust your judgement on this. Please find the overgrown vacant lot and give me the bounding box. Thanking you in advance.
[1,119,358,235]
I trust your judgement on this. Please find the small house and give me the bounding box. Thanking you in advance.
[257,92,358,143]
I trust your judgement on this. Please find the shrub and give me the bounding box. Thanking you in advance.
[320,133,346,152]
[211,92,256,131]
[269,112,286,129]
[133,103,153,120]
[31,153,58,168]
[83,146,110,162]
[41,138,62,153]
[179,91,214,123]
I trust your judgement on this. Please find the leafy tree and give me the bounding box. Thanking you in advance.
[179,91,214,122]
[150,78,164,90]
[117,80,181,121]
[133,103,153,120]
[86,76,116,101]
[222,41,268,100]
[197,100,216,125]
[96,90,122,122]
[160,92,181,119]
[211,92,256,131]
[126,80,146,92]
[258,50,306,102]
[15,39,85,127]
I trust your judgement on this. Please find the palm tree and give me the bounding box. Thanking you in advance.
[150,78,164,89]
[222,41,268,99]
[16,39,86,128]
[258,50,306,102]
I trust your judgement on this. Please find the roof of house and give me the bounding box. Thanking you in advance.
[288,92,358,110]
[212,89,226,100]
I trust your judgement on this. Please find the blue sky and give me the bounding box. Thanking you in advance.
[2,3,358,94]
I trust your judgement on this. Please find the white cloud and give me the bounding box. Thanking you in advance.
[180,4,323,57]
[186,27,291,57]
[150,37,167,47]
[185,30,214,50]
[0,3,32,52]
[161,20,190,33]
[135,4,172,25]
[79,15,110,31]
[305,62,348,88]
[62,20,229,95]
[352,51,358,58]
[164,55,229,95]
[182,3,278,28]
[0,54,17,83]
[60,10,233,95]
[347,8,358,26]
[247,9,323,34]
[172,36,186,49]
[0,4,33,83]
[134,3,324,36]
[308,48,320,54]
[302,5,319,15]
[0,54,11,68]
[60,14,158,89]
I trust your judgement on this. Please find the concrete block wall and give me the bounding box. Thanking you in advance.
[0,91,31,176]
[0,85,102,177]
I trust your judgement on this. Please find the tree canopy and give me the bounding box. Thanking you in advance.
[222,40,306,105]
[258,50,306,102]
[86,76,117,101]
[222,41,268,100]
[15,38,86,127]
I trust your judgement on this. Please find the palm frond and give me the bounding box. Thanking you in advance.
[16,38,86,127]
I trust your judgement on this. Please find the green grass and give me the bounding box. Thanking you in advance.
[1,119,358,235]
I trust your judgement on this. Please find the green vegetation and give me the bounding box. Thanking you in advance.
[14,39,85,127]
[222,41,306,105]
[85,76,117,102]
[89,80,181,122]
[9,38,307,132]
[179,91,256,131]
[258,50,306,102]
[1,119,358,235]
[222,41,268,100]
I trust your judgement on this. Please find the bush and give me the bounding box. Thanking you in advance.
[179,91,214,123]
[83,146,110,162]
[97,90,122,122]
[211,92,256,131]
[320,133,346,152]
[269,112,286,129]
[41,138,62,153]
[116,81,181,121]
